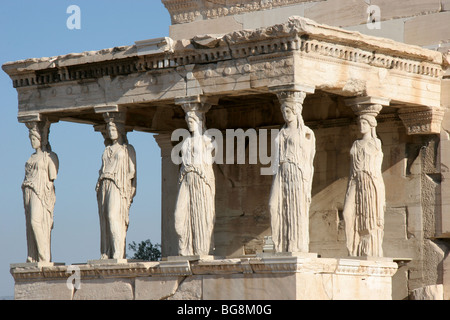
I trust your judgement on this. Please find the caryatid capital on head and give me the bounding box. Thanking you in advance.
[345,97,389,116]
[270,83,315,105]
[22,116,57,152]
[345,96,390,131]
[175,95,218,114]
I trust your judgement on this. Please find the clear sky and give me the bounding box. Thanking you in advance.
[0,0,171,298]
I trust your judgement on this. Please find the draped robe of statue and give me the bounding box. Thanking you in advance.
[96,140,136,259]
[269,121,316,253]
[22,141,59,262]
[343,135,385,257]
[174,130,215,256]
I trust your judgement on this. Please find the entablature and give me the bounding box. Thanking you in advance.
[3,17,448,134]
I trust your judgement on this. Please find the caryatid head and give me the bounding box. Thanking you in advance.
[278,91,307,128]
[185,110,205,135]
[105,117,127,144]
[353,104,382,138]
[26,121,52,152]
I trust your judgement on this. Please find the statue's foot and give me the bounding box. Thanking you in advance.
[100,254,109,260]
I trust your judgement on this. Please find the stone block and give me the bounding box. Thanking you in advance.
[423,240,446,283]
[304,0,369,27]
[166,275,202,300]
[296,273,333,299]
[442,79,450,108]
[163,0,313,25]
[410,284,444,300]
[135,276,181,300]
[311,177,348,212]
[442,0,450,11]
[384,207,407,241]
[440,108,450,236]
[310,210,342,244]
[443,253,450,299]
[331,273,393,300]
[383,175,410,206]
[344,18,405,43]
[371,0,440,21]
[438,171,450,236]
[169,16,242,40]
[15,280,73,300]
[72,278,134,300]
[203,273,297,300]
[406,205,424,237]
[404,12,450,46]
[234,4,307,30]
[202,257,397,299]
[392,266,409,300]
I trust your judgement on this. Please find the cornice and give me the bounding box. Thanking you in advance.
[10,257,398,281]
[3,17,444,92]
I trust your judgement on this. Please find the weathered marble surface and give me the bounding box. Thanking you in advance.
[22,121,59,263]
[2,16,446,123]
[174,100,216,256]
[96,114,137,260]
[10,257,398,300]
[343,101,386,257]
[269,88,315,253]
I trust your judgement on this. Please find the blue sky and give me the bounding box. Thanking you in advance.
[0,1,171,297]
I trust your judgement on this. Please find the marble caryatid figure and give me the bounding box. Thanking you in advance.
[269,90,316,253]
[96,116,137,260]
[174,105,215,256]
[22,121,59,263]
[343,104,385,257]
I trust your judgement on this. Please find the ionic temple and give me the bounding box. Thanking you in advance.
[3,0,450,300]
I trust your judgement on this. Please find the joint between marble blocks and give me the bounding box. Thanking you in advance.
[344,96,391,107]
[175,95,219,112]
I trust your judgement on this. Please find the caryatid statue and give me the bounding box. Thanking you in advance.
[174,98,216,256]
[269,89,316,253]
[343,101,386,257]
[22,120,59,263]
[96,113,137,260]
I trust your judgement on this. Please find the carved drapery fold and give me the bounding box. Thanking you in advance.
[22,118,59,263]
[173,95,217,256]
[343,97,388,258]
[94,107,137,260]
[268,84,316,253]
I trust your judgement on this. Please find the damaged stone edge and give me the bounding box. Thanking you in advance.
[2,16,445,81]
[10,256,398,281]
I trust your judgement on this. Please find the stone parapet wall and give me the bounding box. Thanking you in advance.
[10,256,398,300]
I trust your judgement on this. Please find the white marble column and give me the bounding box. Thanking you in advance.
[172,96,217,257]
[268,84,316,254]
[94,108,137,260]
[21,117,59,263]
[343,97,389,258]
